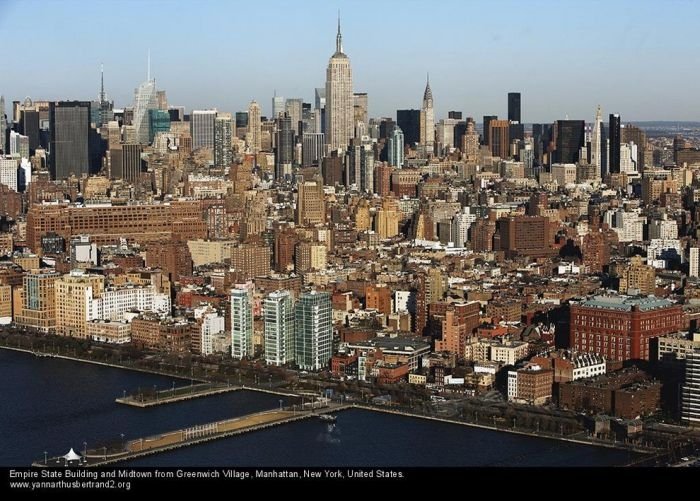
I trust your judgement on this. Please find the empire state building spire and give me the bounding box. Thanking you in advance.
[336,12,343,54]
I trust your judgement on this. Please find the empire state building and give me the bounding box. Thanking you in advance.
[324,18,353,154]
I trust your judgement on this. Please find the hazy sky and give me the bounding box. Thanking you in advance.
[1,0,699,122]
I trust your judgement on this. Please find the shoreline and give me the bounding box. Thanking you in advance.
[0,346,662,458]
[350,405,659,455]
[0,345,202,382]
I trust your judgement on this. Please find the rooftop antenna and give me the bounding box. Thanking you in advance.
[336,10,343,53]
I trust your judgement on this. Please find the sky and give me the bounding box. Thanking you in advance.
[1,0,699,123]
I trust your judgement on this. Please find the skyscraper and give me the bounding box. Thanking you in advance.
[590,105,603,173]
[296,179,325,225]
[488,119,510,159]
[121,143,143,183]
[295,291,332,371]
[609,113,621,174]
[96,64,114,128]
[272,92,285,119]
[420,75,434,154]
[247,101,261,153]
[353,92,368,131]
[264,290,295,366]
[302,132,325,167]
[555,120,585,164]
[191,110,217,150]
[482,115,497,145]
[314,88,326,134]
[285,98,303,137]
[275,113,294,179]
[0,96,6,153]
[132,71,157,145]
[396,109,420,146]
[507,92,521,123]
[48,101,90,180]
[324,17,354,153]
[388,126,404,168]
[231,287,253,360]
[214,115,233,168]
[19,109,40,154]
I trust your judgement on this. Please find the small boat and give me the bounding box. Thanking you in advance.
[319,414,337,423]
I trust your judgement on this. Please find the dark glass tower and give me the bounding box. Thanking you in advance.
[275,113,295,180]
[482,115,497,145]
[19,110,40,154]
[48,101,90,180]
[608,113,621,174]
[396,109,420,146]
[554,120,585,164]
[507,92,521,123]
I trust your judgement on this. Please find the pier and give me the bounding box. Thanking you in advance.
[33,402,350,467]
[116,383,242,408]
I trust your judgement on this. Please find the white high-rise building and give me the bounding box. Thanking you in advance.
[388,126,404,168]
[231,288,253,360]
[199,309,225,356]
[590,105,602,172]
[0,157,17,192]
[295,291,332,372]
[247,101,261,154]
[690,247,700,278]
[324,18,354,154]
[191,110,217,150]
[132,74,157,145]
[419,75,434,155]
[264,290,295,366]
[682,350,700,426]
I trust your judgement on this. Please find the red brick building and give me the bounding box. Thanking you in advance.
[570,295,683,362]
[558,367,661,419]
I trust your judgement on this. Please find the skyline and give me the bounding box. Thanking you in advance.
[1,0,700,123]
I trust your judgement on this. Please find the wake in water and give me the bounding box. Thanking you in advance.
[316,423,341,444]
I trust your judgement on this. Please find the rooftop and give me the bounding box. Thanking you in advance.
[579,295,675,312]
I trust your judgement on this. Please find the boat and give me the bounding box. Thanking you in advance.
[319,414,337,423]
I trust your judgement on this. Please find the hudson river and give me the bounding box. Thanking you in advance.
[0,350,635,466]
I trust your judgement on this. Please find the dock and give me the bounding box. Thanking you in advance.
[33,403,350,467]
[116,383,242,408]
[116,383,300,407]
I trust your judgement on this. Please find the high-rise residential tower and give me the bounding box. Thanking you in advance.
[231,287,253,360]
[295,291,332,371]
[264,290,295,366]
[420,75,434,154]
[324,17,354,153]
[388,126,404,167]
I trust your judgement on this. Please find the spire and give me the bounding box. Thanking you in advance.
[336,11,343,53]
[147,49,151,81]
[423,73,433,103]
